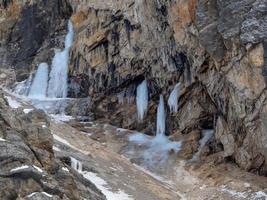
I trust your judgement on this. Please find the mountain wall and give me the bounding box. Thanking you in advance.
[1,0,267,175]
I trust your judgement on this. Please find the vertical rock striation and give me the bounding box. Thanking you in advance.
[1,0,267,175]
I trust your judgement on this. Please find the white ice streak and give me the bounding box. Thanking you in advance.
[156,95,165,135]
[191,130,214,161]
[168,83,181,113]
[27,192,53,198]
[33,165,43,173]
[10,165,30,172]
[28,63,49,99]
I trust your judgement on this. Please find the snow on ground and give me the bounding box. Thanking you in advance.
[50,114,74,123]
[254,191,267,199]
[53,146,61,152]
[0,138,6,142]
[53,134,72,147]
[23,108,33,114]
[10,165,30,172]
[126,133,182,169]
[82,171,134,200]
[5,96,21,108]
[219,185,267,200]
[220,186,248,199]
[62,167,69,172]
[68,154,133,200]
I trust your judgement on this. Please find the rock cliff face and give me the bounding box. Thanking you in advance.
[1,0,267,176]
[0,90,105,199]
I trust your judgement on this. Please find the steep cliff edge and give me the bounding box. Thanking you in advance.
[1,0,267,177]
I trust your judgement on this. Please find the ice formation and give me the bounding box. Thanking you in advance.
[167,83,181,113]
[136,80,148,121]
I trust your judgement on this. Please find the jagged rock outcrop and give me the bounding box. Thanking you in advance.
[1,0,267,175]
[0,90,105,199]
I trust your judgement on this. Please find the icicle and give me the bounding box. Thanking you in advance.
[28,63,49,99]
[168,83,181,113]
[47,20,74,98]
[156,95,165,135]
[136,80,148,121]
[70,157,82,172]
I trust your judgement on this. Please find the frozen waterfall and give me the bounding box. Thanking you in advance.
[136,80,148,121]
[168,83,180,113]
[47,20,74,98]
[156,95,165,135]
[28,63,49,99]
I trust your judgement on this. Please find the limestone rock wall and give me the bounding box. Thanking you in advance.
[67,0,267,175]
[1,0,267,175]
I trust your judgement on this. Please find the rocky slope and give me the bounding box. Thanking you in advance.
[0,90,105,199]
[1,0,267,180]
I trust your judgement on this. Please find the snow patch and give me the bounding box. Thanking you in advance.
[50,114,74,123]
[254,191,267,199]
[127,133,182,169]
[220,186,248,199]
[27,192,37,198]
[23,108,33,114]
[82,171,133,200]
[53,135,72,147]
[0,137,6,142]
[70,157,83,172]
[53,146,61,152]
[62,167,69,172]
[5,96,21,108]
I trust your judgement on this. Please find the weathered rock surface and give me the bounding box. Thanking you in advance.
[0,0,71,82]
[1,0,267,176]
[64,0,267,174]
[0,90,105,199]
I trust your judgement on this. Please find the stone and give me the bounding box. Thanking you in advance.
[2,0,267,176]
